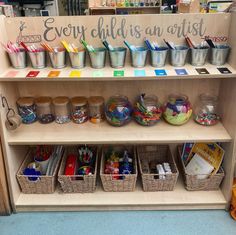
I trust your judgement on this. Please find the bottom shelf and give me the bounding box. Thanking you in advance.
[15,177,227,212]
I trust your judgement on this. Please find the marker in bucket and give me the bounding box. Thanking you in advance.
[40,42,54,52]
[205,39,216,48]
[102,40,114,51]
[163,39,175,50]
[1,41,20,53]
[80,39,95,52]
[144,38,155,50]
[124,40,137,51]
[185,36,196,49]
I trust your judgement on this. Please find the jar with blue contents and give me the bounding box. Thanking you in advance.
[105,95,132,127]
[17,97,37,124]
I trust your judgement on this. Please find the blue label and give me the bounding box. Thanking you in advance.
[155,69,167,76]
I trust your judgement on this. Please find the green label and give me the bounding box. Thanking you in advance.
[114,70,124,77]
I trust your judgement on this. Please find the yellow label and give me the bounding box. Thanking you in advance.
[69,70,81,77]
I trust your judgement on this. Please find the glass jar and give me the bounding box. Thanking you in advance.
[88,96,105,124]
[71,96,88,124]
[133,94,162,126]
[105,95,132,127]
[163,94,192,125]
[194,94,220,126]
[16,97,37,124]
[52,96,71,124]
[35,97,55,124]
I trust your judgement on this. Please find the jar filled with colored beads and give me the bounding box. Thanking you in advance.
[163,94,192,125]
[88,96,104,124]
[35,96,55,124]
[71,96,88,124]
[133,94,162,126]
[16,97,37,124]
[105,95,132,127]
[52,96,71,124]
[194,94,220,126]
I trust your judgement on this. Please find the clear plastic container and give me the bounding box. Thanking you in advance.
[17,97,37,124]
[163,94,192,126]
[194,94,220,126]
[133,94,162,126]
[105,95,132,127]
[88,96,105,124]
[52,96,71,124]
[35,96,55,124]
[71,96,88,124]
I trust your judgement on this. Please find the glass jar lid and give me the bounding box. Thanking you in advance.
[35,96,52,107]
[17,97,34,106]
[199,93,218,103]
[53,96,69,106]
[88,96,104,106]
[71,96,87,106]
[168,94,188,104]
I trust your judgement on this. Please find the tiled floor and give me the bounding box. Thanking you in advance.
[0,210,236,235]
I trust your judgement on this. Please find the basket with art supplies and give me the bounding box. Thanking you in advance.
[58,145,98,193]
[16,145,64,194]
[100,145,137,192]
[177,143,225,191]
[137,145,179,191]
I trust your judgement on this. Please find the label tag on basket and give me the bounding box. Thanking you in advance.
[114,70,124,77]
[26,71,40,78]
[155,69,167,76]
[4,70,19,77]
[134,69,146,76]
[196,68,209,75]
[70,70,81,77]
[48,70,60,77]
[175,69,188,75]
[93,71,104,77]
[217,67,232,74]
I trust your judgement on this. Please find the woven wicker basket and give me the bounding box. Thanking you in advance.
[137,145,179,191]
[100,145,137,192]
[16,148,62,194]
[177,146,225,191]
[58,146,98,193]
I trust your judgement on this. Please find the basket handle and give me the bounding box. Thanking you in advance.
[69,176,85,181]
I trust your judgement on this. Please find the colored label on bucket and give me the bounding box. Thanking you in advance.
[217,67,232,74]
[70,70,81,77]
[155,69,167,76]
[4,70,19,77]
[26,71,40,78]
[134,70,146,77]
[175,69,188,75]
[114,70,124,77]
[48,71,60,78]
[93,71,104,77]
[196,68,209,75]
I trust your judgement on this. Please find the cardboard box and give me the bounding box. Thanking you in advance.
[178,0,200,13]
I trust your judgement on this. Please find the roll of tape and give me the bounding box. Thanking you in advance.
[5,115,21,130]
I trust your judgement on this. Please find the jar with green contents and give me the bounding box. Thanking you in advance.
[163,94,192,125]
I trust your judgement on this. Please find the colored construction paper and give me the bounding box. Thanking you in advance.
[175,69,188,75]
[217,67,232,74]
[48,71,60,78]
[134,70,146,76]
[155,69,167,76]
[69,70,81,77]
[196,68,209,75]
[26,71,40,78]
[114,70,124,77]
[93,71,104,77]
[4,70,19,77]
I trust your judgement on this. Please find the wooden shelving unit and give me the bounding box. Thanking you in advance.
[88,0,161,15]
[0,13,236,212]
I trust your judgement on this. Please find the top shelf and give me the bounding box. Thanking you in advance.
[0,63,236,82]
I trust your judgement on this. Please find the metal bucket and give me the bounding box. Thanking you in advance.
[150,47,168,67]
[49,47,66,69]
[109,47,127,68]
[210,45,230,66]
[89,47,106,69]
[8,48,26,69]
[130,46,148,68]
[170,46,189,67]
[191,47,209,66]
[69,50,86,69]
[28,49,46,69]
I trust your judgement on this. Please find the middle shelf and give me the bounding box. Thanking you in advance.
[7,120,231,145]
